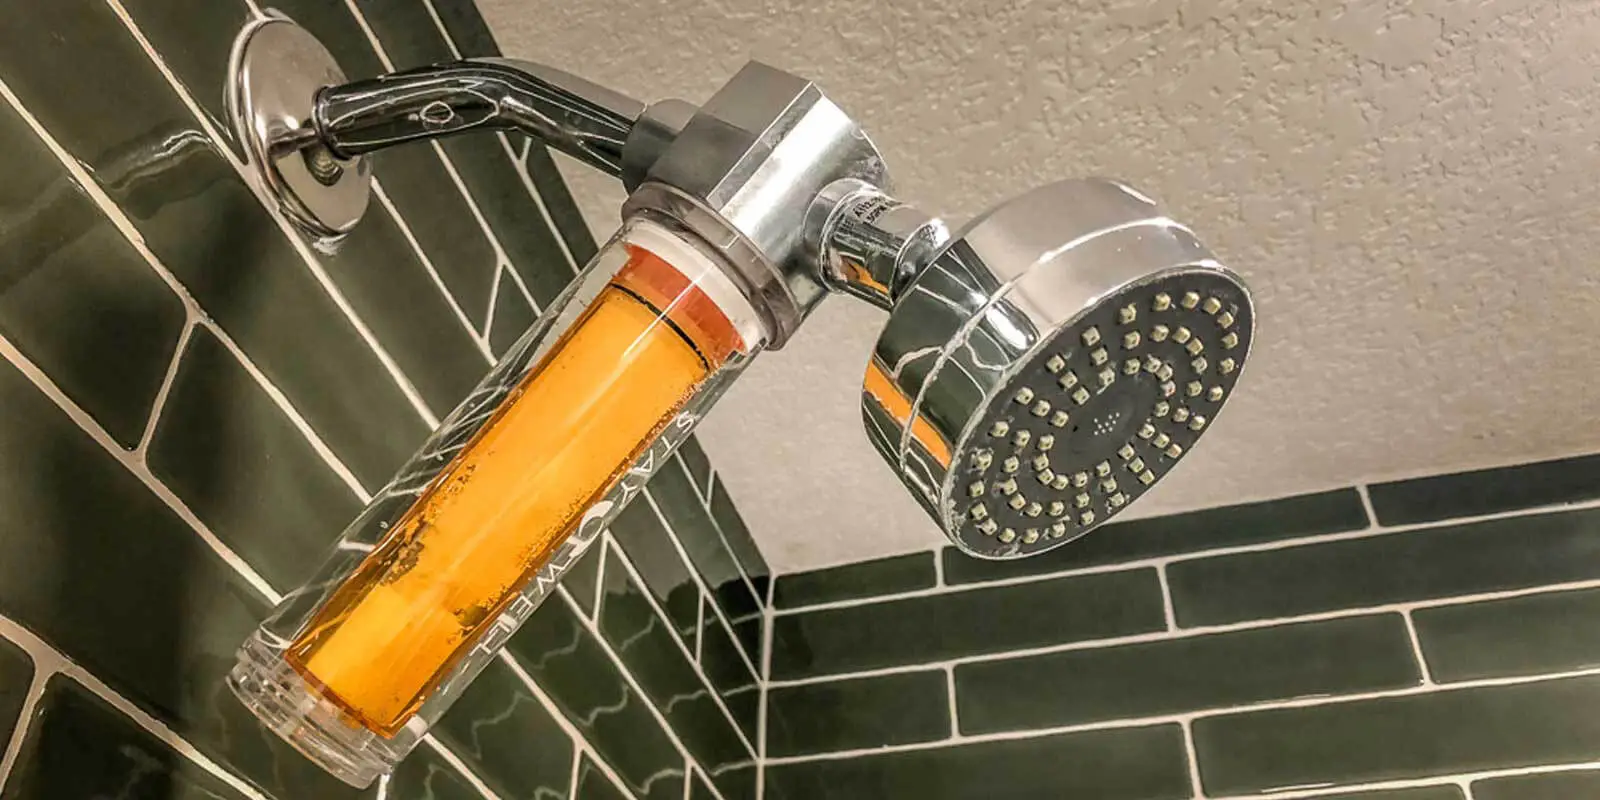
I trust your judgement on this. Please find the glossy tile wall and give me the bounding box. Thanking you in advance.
[765,453,1600,799]
[0,1,770,798]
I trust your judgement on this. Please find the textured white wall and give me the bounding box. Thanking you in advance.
[481,0,1600,573]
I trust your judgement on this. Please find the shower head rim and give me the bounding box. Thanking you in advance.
[937,262,1255,560]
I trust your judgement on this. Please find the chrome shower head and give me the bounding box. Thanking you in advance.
[861,178,1253,559]
[225,18,1254,564]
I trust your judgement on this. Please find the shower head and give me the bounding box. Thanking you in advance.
[861,179,1253,559]
[226,18,1254,564]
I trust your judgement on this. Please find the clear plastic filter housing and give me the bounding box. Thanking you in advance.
[227,216,769,786]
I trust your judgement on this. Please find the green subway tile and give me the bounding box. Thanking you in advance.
[114,0,250,153]
[311,203,489,413]
[689,771,716,800]
[678,438,713,498]
[1169,507,1600,626]
[700,598,761,743]
[0,678,249,800]
[433,661,572,800]
[733,617,762,664]
[562,544,604,619]
[268,0,386,78]
[1193,674,1600,795]
[0,638,32,748]
[150,328,362,588]
[767,724,1190,800]
[768,670,950,757]
[1474,769,1600,799]
[771,568,1165,679]
[944,489,1368,585]
[610,500,701,641]
[573,754,629,800]
[427,0,503,57]
[709,763,758,800]
[1292,789,1464,800]
[0,0,427,487]
[648,459,761,659]
[598,549,755,800]
[773,552,937,609]
[521,144,600,264]
[1369,454,1600,525]
[373,151,501,333]
[487,268,537,358]
[508,598,684,800]
[351,0,456,65]
[389,747,482,800]
[0,100,184,447]
[708,478,771,603]
[956,614,1420,735]
[722,686,760,752]
[1414,587,1600,682]
[0,357,363,798]
[440,136,576,309]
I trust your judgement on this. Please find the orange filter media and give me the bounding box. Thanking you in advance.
[284,243,746,735]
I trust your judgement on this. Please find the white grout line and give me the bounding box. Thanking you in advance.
[497,257,542,313]
[415,0,590,276]
[553,587,738,800]
[1404,611,1435,685]
[0,666,48,794]
[600,534,760,759]
[0,72,373,505]
[417,0,465,57]
[135,317,195,456]
[197,319,374,503]
[589,537,611,622]
[370,183,495,363]
[1156,564,1178,631]
[641,489,763,679]
[755,575,777,800]
[943,667,959,739]
[681,767,694,800]
[773,489,1600,617]
[481,263,504,341]
[1355,482,1380,529]
[0,331,280,602]
[768,573,1600,688]
[1181,719,1207,799]
[567,749,583,800]
[375,773,390,800]
[339,0,535,299]
[103,0,440,430]
[686,456,713,509]
[694,588,707,663]
[502,134,584,273]
[931,546,946,588]
[765,662,1600,767]
[422,735,502,800]
[1205,760,1600,800]
[678,454,764,609]
[0,616,272,799]
[497,653,640,800]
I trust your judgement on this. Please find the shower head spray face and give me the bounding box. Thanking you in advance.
[862,179,1253,559]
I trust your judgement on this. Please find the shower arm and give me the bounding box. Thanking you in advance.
[236,36,944,330]
[309,58,946,312]
[308,60,644,181]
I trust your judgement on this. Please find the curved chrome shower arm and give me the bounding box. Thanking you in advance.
[311,59,645,178]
